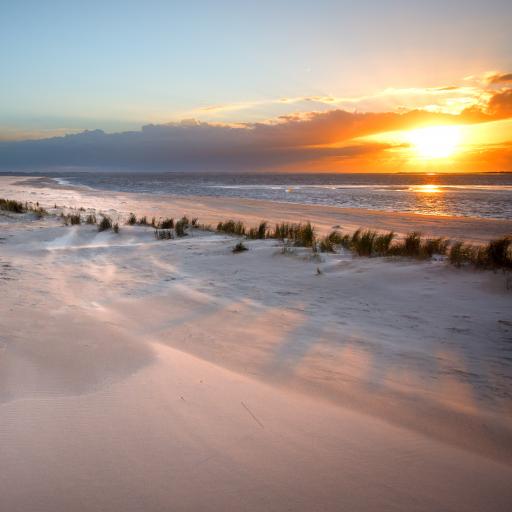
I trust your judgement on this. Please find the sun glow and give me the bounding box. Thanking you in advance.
[407,125,461,159]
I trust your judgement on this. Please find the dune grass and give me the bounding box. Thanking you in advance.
[374,232,396,255]
[421,237,450,258]
[68,214,81,225]
[400,231,422,257]
[32,206,47,219]
[487,236,512,269]
[61,212,81,225]
[79,207,510,269]
[214,217,510,270]
[217,219,246,236]
[0,198,25,213]
[98,215,113,232]
[449,242,470,267]
[0,198,48,218]
[310,223,510,270]
[335,230,449,259]
[2,196,510,271]
[270,221,315,247]
[322,229,395,256]
[232,241,248,253]
[387,233,449,259]
[355,230,377,256]
[247,221,268,239]
[318,230,347,253]
[449,236,512,269]
[175,216,189,237]
[159,217,174,229]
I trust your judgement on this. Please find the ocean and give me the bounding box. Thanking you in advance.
[44,172,512,220]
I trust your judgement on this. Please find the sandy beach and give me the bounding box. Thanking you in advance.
[1,175,512,511]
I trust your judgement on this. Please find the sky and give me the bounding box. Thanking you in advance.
[1,0,511,172]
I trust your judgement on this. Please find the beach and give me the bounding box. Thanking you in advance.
[1,175,512,511]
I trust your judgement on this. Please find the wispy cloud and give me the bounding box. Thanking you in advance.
[181,81,493,125]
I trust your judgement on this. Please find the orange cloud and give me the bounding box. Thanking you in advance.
[487,72,512,85]
[487,89,512,118]
[1,79,511,173]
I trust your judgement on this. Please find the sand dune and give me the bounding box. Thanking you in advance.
[1,177,512,511]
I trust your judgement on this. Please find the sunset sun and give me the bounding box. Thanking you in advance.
[407,125,461,159]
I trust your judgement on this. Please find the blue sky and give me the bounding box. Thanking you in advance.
[1,0,511,138]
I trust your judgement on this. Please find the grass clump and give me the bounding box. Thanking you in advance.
[324,229,394,256]
[175,217,189,237]
[127,213,137,225]
[85,214,97,224]
[318,236,336,253]
[247,221,268,239]
[0,198,47,216]
[232,241,248,253]
[350,229,361,247]
[388,233,449,259]
[68,214,81,225]
[319,228,448,260]
[422,238,449,258]
[98,215,113,232]
[62,213,81,225]
[449,242,474,268]
[0,198,25,213]
[340,229,388,257]
[271,222,292,240]
[486,236,512,269]
[319,230,344,252]
[374,232,395,255]
[293,222,315,247]
[401,231,422,257]
[449,236,512,270]
[270,221,315,247]
[448,241,463,267]
[217,219,246,236]
[354,230,377,256]
[137,215,148,225]
[113,223,120,234]
[32,206,47,219]
[159,217,174,229]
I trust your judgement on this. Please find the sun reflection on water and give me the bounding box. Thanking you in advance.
[411,184,442,194]
[407,183,451,216]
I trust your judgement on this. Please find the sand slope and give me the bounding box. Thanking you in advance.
[1,179,512,510]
